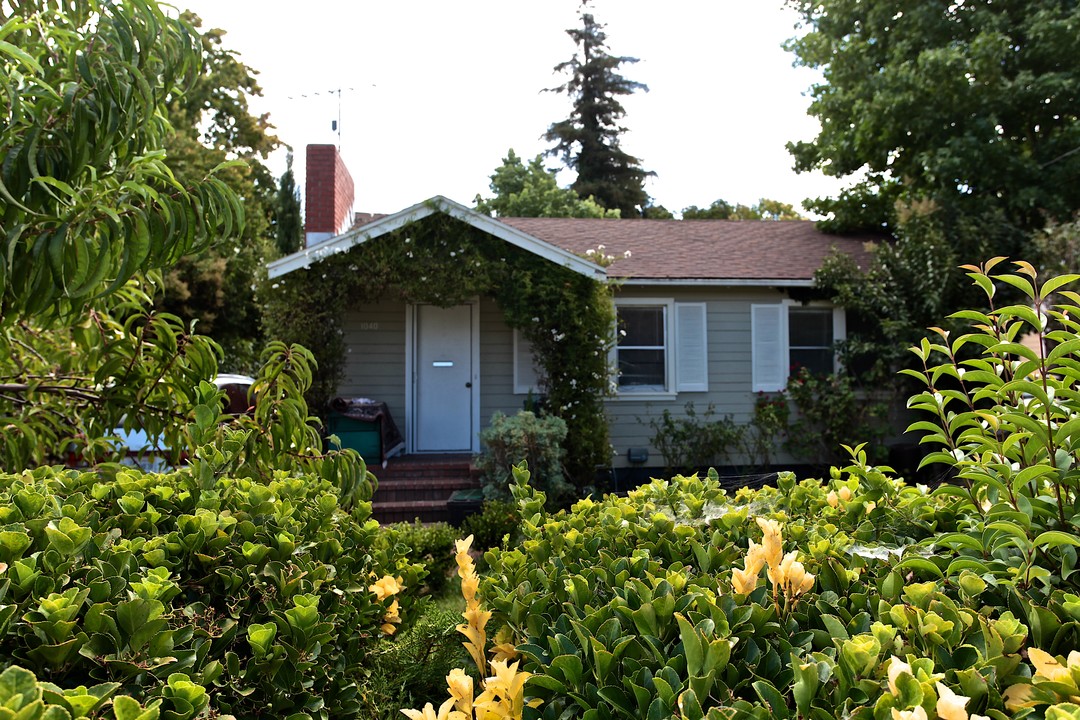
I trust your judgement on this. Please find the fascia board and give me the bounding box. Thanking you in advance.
[616,277,816,288]
[267,199,439,279]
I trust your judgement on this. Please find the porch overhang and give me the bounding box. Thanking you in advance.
[267,195,607,280]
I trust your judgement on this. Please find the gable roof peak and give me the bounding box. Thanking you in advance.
[267,195,606,280]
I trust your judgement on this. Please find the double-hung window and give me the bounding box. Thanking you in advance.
[788,307,835,377]
[617,305,668,391]
[614,300,708,395]
[751,303,845,392]
[514,301,709,397]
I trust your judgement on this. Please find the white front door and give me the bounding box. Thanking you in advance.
[413,304,476,452]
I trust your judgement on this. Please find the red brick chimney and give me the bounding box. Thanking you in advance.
[305,144,355,247]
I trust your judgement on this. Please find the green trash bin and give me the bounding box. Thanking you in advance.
[328,413,381,462]
[447,488,485,527]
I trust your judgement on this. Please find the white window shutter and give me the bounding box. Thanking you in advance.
[675,303,708,392]
[752,304,787,392]
[513,331,541,394]
[832,307,847,373]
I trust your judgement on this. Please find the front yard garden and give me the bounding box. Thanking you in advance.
[5,261,1080,720]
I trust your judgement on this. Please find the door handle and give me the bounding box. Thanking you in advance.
[465,382,472,388]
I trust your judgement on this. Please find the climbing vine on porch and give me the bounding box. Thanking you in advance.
[262,211,616,489]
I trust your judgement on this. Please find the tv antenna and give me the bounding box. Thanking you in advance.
[286,85,374,151]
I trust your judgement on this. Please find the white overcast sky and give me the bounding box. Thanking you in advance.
[173,1,846,217]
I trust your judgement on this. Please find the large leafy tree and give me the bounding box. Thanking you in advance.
[545,3,653,217]
[682,198,805,220]
[474,149,618,218]
[157,12,280,371]
[0,1,242,322]
[787,0,1080,426]
[0,1,367,488]
[0,1,244,467]
[786,0,1080,241]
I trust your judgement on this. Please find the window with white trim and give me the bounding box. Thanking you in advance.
[614,300,708,394]
[788,307,834,377]
[751,303,844,392]
[618,305,667,390]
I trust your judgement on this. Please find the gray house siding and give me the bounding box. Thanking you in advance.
[339,298,525,452]
[337,286,826,469]
[478,298,525,424]
[605,286,788,470]
[339,300,409,426]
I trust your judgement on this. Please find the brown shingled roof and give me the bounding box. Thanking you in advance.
[499,217,873,282]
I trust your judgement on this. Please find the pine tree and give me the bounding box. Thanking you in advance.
[275,152,304,255]
[544,4,652,218]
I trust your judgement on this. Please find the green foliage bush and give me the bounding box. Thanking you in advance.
[357,600,469,719]
[460,500,523,568]
[471,262,1080,720]
[784,367,890,466]
[0,464,421,719]
[0,664,165,720]
[646,403,745,474]
[476,411,572,505]
[483,463,948,719]
[903,258,1080,600]
[381,521,458,596]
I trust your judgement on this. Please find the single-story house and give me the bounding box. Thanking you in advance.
[268,145,871,472]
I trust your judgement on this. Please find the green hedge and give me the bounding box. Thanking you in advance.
[469,261,1080,719]
[381,521,458,596]
[0,465,423,719]
[481,457,1080,719]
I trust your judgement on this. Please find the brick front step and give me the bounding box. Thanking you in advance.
[376,464,477,481]
[373,477,479,503]
[369,454,481,524]
[377,459,475,472]
[377,470,474,483]
[372,500,452,525]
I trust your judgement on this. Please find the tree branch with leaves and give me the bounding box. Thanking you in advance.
[0,1,244,323]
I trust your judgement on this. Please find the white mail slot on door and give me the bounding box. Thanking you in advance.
[432,361,454,367]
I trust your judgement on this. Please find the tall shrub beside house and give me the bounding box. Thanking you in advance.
[476,411,571,505]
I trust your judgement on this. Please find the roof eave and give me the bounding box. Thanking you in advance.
[617,277,817,288]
